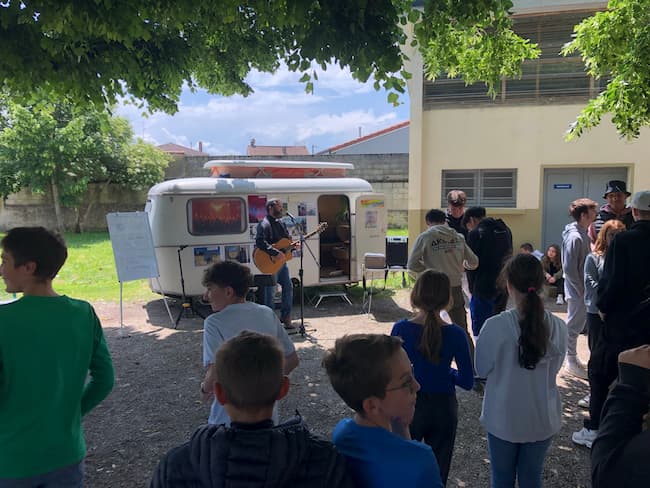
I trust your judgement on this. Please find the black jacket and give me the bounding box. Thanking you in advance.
[255,214,290,256]
[151,416,354,488]
[597,220,650,348]
[445,210,467,238]
[591,363,650,488]
[466,218,513,299]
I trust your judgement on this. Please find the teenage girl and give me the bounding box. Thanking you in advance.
[541,244,564,303]
[391,270,473,485]
[475,254,568,488]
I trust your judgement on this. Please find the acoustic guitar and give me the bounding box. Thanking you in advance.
[253,222,328,274]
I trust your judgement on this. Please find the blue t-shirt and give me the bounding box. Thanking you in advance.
[332,418,443,488]
[391,319,473,394]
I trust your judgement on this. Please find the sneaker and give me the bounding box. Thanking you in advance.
[578,394,590,409]
[572,427,598,448]
[556,294,565,305]
[565,356,588,380]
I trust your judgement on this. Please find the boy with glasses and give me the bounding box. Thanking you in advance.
[322,334,443,488]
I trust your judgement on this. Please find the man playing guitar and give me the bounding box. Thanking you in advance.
[255,198,296,329]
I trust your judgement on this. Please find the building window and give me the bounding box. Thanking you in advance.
[187,197,247,235]
[423,10,603,108]
[442,169,517,208]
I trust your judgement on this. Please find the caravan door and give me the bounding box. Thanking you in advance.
[353,194,387,281]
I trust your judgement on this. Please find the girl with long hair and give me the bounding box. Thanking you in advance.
[541,244,564,304]
[572,219,626,448]
[475,254,568,488]
[391,270,473,485]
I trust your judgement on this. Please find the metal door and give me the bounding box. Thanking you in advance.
[542,167,628,250]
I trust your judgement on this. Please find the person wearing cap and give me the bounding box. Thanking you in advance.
[571,190,650,449]
[445,190,468,238]
[255,198,295,329]
[588,180,635,243]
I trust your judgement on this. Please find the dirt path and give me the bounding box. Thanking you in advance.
[85,291,592,487]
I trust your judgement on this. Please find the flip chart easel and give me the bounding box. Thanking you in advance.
[106,212,174,330]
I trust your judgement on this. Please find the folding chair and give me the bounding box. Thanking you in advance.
[362,252,388,315]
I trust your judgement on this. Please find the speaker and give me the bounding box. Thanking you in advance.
[386,236,408,267]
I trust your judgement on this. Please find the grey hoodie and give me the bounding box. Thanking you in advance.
[407,224,478,286]
[561,222,591,301]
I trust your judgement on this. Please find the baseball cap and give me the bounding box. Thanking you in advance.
[630,190,650,210]
[447,190,467,206]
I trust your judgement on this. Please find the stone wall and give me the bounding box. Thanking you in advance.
[0,184,147,231]
[0,154,408,231]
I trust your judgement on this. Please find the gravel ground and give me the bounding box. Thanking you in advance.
[85,289,592,487]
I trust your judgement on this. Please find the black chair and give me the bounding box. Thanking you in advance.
[385,236,408,287]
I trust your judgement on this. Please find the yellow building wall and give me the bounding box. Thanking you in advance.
[408,103,650,248]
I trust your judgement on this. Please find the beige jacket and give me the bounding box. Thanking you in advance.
[407,224,478,287]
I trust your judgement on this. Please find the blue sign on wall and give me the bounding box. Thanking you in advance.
[553,183,573,189]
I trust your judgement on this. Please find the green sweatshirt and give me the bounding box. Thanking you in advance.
[0,295,114,478]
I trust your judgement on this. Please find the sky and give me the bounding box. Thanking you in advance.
[116,64,410,156]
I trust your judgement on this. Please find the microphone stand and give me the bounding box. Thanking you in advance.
[175,245,207,328]
[286,212,318,337]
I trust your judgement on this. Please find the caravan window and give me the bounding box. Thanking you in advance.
[187,198,247,235]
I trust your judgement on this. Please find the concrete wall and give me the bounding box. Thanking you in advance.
[0,154,408,231]
[0,184,147,231]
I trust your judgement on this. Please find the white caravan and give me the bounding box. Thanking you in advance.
[145,160,387,298]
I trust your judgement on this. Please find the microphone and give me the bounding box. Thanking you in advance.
[285,211,303,234]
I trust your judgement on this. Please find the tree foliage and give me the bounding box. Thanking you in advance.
[2,1,646,138]
[0,1,538,110]
[0,95,170,231]
[415,1,540,98]
[561,0,650,139]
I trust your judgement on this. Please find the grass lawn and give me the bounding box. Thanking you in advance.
[0,232,152,303]
[0,229,411,303]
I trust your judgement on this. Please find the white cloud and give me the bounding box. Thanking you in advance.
[116,64,409,155]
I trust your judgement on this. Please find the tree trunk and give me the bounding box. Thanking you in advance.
[79,179,111,232]
[50,177,65,233]
[73,207,81,234]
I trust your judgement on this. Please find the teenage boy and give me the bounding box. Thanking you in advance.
[152,331,353,487]
[561,198,598,379]
[201,260,299,426]
[445,190,468,238]
[0,227,114,485]
[322,334,444,488]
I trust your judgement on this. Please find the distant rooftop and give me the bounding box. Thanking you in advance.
[246,140,310,156]
[320,121,409,155]
[157,143,207,156]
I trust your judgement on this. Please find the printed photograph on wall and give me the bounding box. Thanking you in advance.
[297,202,307,216]
[365,210,378,229]
[249,224,257,241]
[193,246,221,267]
[225,245,250,264]
[248,195,267,223]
